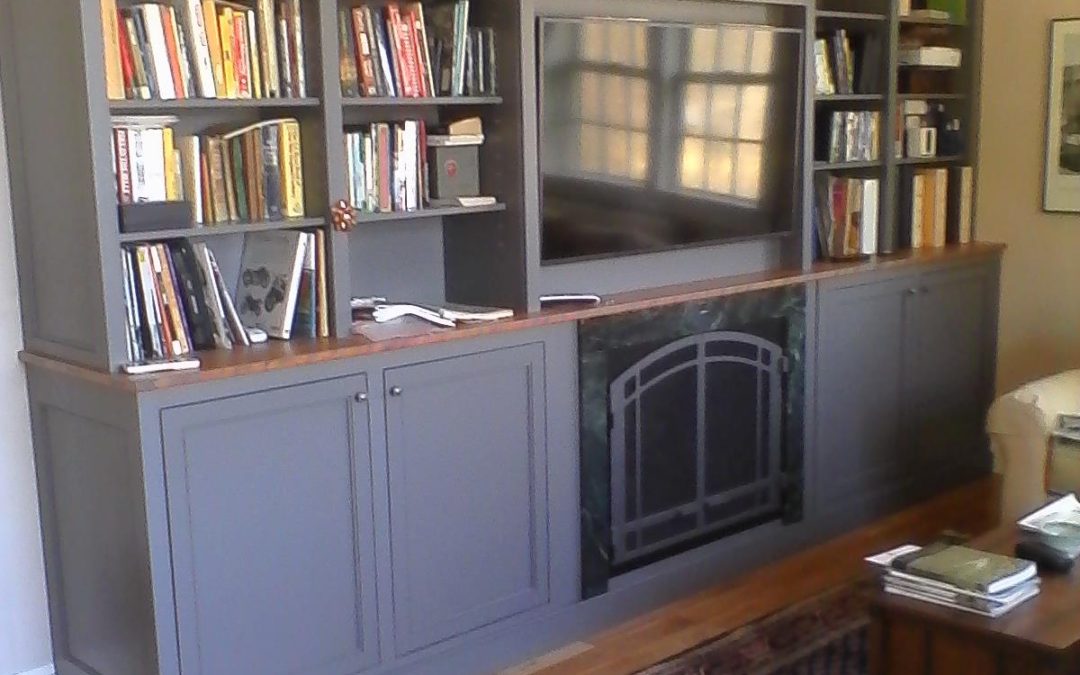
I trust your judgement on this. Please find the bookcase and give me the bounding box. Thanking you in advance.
[810,0,980,261]
[1,0,982,374]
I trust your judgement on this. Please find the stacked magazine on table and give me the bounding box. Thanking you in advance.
[867,543,1039,618]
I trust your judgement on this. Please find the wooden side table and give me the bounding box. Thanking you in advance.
[868,526,1080,674]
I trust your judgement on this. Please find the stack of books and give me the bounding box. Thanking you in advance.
[813,30,882,96]
[121,231,328,363]
[345,121,428,213]
[101,0,308,101]
[821,111,881,164]
[339,1,495,98]
[868,543,1040,618]
[813,176,880,258]
[112,118,306,224]
[898,165,973,248]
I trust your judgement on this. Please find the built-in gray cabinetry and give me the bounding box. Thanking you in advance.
[161,376,381,675]
[815,260,998,526]
[383,344,550,655]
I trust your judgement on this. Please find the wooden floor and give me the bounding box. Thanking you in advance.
[518,478,1000,675]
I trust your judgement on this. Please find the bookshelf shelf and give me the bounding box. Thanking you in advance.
[116,217,326,243]
[352,203,507,224]
[815,94,885,103]
[109,98,322,114]
[814,160,883,171]
[342,96,503,108]
[896,155,966,166]
[816,10,888,22]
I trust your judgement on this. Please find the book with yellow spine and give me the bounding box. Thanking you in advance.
[280,119,304,217]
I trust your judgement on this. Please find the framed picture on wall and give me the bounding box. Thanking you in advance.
[1045,18,1080,212]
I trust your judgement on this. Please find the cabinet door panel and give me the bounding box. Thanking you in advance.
[908,267,992,479]
[163,376,379,675]
[385,344,549,655]
[816,278,912,513]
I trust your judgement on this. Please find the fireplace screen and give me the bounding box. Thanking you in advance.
[609,331,785,566]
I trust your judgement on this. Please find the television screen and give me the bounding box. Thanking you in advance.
[539,17,803,263]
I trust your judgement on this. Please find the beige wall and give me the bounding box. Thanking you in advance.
[0,72,52,675]
[977,0,1080,394]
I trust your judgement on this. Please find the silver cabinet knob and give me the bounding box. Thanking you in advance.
[354,393,368,403]
[389,386,403,397]
[907,288,919,296]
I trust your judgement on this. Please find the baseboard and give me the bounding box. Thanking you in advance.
[16,665,54,675]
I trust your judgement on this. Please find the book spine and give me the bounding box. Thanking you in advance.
[281,120,304,217]
[339,9,360,98]
[193,242,233,348]
[278,233,308,340]
[364,132,376,211]
[232,13,251,98]
[122,15,150,99]
[261,124,284,219]
[290,0,307,97]
[258,0,280,98]
[134,246,164,358]
[277,5,293,97]
[130,10,158,98]
[116,10,136,100]
[206,137,229,223]
[371,9,398,97]
[141,5,177,99]
[160,6,188,99]
[163,127,179,201]
[157,243,192,354]
[221,133,238,221]
[246,10,263,99]
[146,245,178,356]
[411,3,436,97]
[206,248,250,346]
[315,229,329,338]
[388,4,421,98]
[377,123,392,211]
[230,136,249,221]
[114,129,133,204]
[171,6,198,98]
[183,0,217,97]
[120,249,142,362]
[101,0,126,99]
[352,8,379,97]
[201,0,227,96]
[219,8,238,98]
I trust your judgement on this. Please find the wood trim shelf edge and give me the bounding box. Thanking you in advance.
[19,243,1006,393]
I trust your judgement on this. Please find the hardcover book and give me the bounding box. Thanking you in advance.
[236,231,307,339]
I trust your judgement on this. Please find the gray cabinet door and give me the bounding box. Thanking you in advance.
[384,343,549,655]
[162,376,380,675]
[906,266,993,484]
[815,277,914,516]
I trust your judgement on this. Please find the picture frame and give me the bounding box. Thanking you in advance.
[1044,18,1080,212]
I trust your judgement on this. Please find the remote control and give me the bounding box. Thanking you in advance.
[539,293,603,307]
[121,357,201,375]
[1015,539,1076,573]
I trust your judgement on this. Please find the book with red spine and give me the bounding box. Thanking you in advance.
[405,3,433,97]
[159,5,188,98]
[232,13,251,97]
[351,8,379,96]
[385,4,419,97]
[116,10,136,99]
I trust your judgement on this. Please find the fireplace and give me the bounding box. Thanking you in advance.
[579,287,806,597]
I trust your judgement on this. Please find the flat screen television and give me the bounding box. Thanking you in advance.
[539,17,803,264]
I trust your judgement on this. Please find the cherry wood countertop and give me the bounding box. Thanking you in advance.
[19,243,1006,393]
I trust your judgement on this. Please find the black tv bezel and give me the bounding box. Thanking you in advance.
[535,15,806,267]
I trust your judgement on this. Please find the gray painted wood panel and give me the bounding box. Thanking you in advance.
[383,343,550,655]
[162,375,380,675]
[815,276,911,519]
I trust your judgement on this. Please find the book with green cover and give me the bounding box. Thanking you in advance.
[903,545,1035,594]
[926,0,967,23]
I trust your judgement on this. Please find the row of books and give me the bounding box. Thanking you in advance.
[899,165,973,249]
[121,231,327,362]
[101,0,308,101]
[813,176,880,259]
[868,543,1038,618]
[111,117,306,225]
[813,31,882,96]
[346,122,429,213]
[339,1,495,98]
[820,111,882,164]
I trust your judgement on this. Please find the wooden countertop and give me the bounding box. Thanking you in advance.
[19,243,1005,393]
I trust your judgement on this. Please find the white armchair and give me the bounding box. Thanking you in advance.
[987,370,1080,521]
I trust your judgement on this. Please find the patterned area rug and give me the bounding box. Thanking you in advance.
[637,584,869,675]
